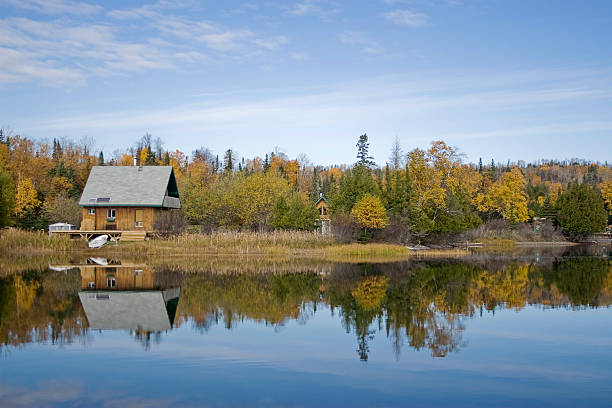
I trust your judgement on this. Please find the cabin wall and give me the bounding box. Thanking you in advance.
[80,267,155,290]
[80,207,158,231]
[316,201,330,220]
[81,208,95,230]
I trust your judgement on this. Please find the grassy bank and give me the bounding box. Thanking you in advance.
[320,243,469,262]
[1,229,472,261]
[0,228,84,254]
[106,230,336,256]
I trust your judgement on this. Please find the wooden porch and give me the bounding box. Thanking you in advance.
[50,229,148,241]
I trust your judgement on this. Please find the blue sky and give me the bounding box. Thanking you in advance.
[1,0,611,165]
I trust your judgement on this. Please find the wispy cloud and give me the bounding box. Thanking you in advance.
[0,2,290,85]
[23,68,610,164]
[1,0,101,15]
[290,51,308,61]
[0,17,174,84]
[338,31,383,54]
[383,9,427,26]
[254,36,289,51]
[288,0,339,19]
[39,69,610,133]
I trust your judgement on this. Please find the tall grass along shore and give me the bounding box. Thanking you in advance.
[1,228,471,260]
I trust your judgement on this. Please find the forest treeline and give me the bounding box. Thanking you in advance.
[0,129,610,242]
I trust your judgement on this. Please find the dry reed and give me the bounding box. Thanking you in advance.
[0,228,83,254]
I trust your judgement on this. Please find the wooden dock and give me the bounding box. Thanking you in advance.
[50,230,148,241]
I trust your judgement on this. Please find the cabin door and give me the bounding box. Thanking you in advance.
[135,209,144,229]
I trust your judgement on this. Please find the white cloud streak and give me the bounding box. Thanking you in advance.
[288,0,339,18]
[383,9,427,26]
[338,31,383,54]
[37,69,611,133]
[1,0,102,15]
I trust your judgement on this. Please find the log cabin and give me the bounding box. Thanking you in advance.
[78,165,181,232]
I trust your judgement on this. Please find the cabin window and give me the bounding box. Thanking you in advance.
[88,208,95,215]
[135,209,144,227]
[106,274,116,288]
[107,209,116,220]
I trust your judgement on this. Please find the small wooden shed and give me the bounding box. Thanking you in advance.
[316,195,330,220]
[316,195,331,235]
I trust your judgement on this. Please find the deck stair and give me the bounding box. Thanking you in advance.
[120,230,147,242]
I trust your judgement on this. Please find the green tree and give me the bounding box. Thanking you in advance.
[271,193,317,230]
[144,147,157,165]
[553,257,608,306]
[556,183,607,238]
[0,170,15,227]
[330,165,380,214]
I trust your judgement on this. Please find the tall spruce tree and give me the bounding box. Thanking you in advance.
[557,183,607,239]
[356,133,375,168]
[223,149,234,173]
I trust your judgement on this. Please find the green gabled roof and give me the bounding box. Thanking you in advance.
[316,196,328,205]
[79,166,180,208]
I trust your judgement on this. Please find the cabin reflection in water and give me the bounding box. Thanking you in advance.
[76,260,180,333]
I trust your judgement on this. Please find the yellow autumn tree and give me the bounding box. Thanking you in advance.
[351,193,388,230]
[15,178,41,216]
[407,148,446,211]
[352,276,389,311]
[284,159,300,187]
[50,176,73,198]
[233,172,291,229]
[118,153,134,166]
[482,168,530,224]
[601,180,612,215]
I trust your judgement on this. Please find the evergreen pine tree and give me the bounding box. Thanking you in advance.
[557,183,607,238]
[223,149,234,173]
[356,133,375,168]
[310,167,320,202]
[263,154,270,173]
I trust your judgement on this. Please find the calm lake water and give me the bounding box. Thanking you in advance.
[1,246,611,407]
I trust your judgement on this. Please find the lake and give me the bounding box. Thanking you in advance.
[1,246,611,407]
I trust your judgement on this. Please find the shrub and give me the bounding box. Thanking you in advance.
[330,213,359,243]
[154,210,188,236]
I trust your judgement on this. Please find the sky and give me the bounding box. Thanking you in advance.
[1,0,611,166]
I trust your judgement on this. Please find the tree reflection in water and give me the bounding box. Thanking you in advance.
[1,254,610,360]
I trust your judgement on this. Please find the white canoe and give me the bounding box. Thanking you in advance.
[88,235,108,249]
[88,257,109,265]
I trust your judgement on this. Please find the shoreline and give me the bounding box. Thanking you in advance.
[1,229,603,264]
